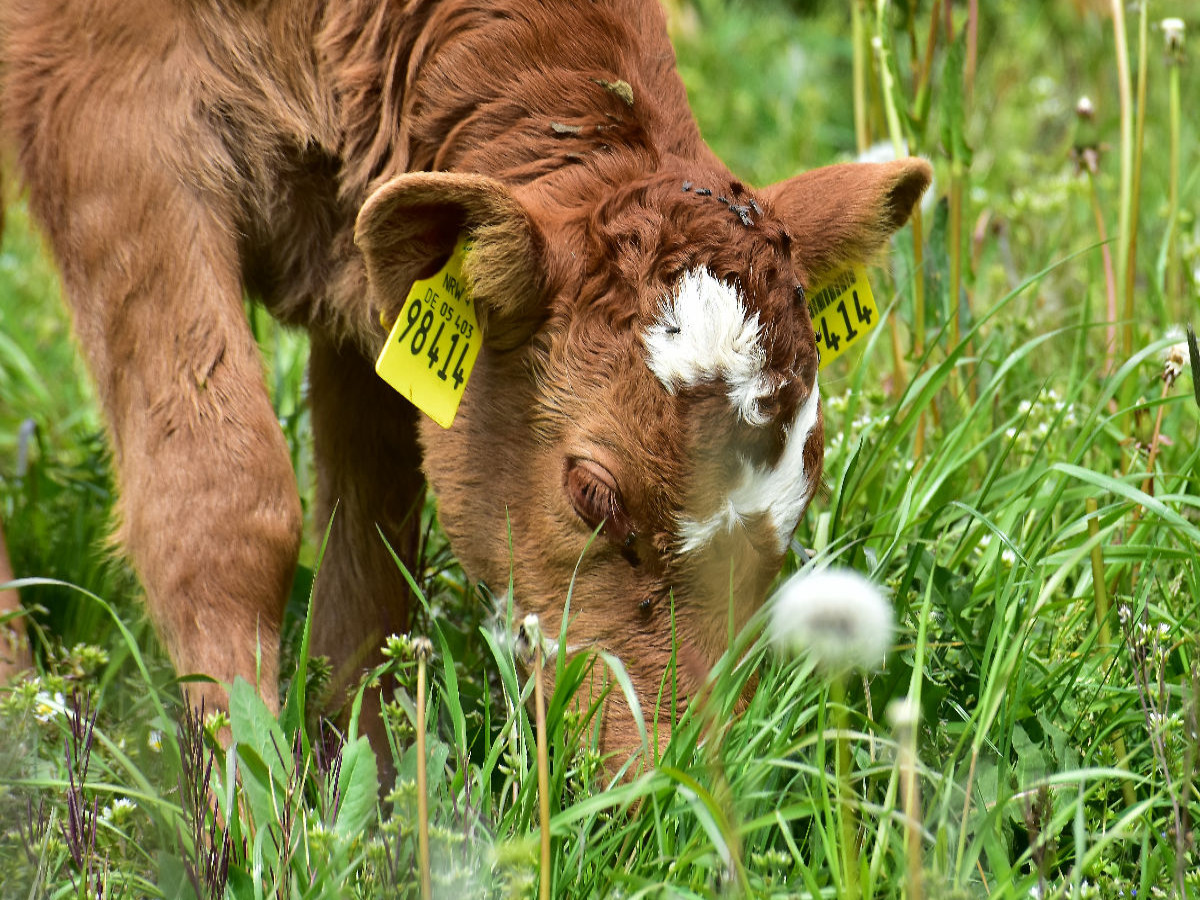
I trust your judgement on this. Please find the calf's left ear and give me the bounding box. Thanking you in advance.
[762,158,932,286]
[355,172,549,350]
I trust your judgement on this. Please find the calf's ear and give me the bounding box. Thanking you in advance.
[355,172,548,350]
[761,158,932,286]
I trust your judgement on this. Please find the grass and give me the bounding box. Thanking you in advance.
[2,0,1200,897]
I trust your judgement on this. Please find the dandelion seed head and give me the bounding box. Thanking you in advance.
[515,613,544,663]
[888,696,919,730]
[1162,17,1185,55]
[769,568,894,673]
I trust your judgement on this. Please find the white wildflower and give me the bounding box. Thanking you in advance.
[101,797,136,825]
[769,568,893,674]
[147,729,163,753]
[33,691,65,724]
[1162,329,1191,386]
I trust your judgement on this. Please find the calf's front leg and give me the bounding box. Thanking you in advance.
[41,179,301,719]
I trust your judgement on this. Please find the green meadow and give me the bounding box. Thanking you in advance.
[1,1,1198,897]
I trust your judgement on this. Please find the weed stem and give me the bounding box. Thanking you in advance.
[415,638,432,900]
[534,638,551,900]
[1086,498,1138,810]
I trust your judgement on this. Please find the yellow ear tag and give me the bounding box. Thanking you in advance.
[374,235,480,428]
[807,264,880,370]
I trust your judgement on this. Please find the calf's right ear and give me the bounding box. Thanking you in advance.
[355,172,549,350]
[761,158,932,286]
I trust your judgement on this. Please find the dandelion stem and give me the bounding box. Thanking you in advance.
[897,714,922,900]
[1138,379,1173,503]
[1085,169,1120,373]
[1122,3,1149,360]
[1110,0,1134,362]
[1086,498,1138,810]
[948,171,964,350]
[911,207,927,361]
[873,1,913,399]
[907,0,939,380]
[1165,30,1183,310]
[415,639,432,900]
[534,639,551,900]
[852,0,871,155]
[832,676,860,900]
[1085,499,1113,647]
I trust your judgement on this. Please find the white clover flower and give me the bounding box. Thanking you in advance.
[769,568,894,674]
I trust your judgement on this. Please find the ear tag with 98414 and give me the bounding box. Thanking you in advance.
[807,264,879,370]
[375,236,480,428]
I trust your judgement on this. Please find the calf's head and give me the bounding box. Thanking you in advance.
[356,159,930,757]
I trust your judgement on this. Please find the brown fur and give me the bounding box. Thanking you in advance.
[2,0,930,764]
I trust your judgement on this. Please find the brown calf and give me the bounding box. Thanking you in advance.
[2,0,930,760]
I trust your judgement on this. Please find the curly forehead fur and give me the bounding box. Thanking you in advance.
[528,167,818,444]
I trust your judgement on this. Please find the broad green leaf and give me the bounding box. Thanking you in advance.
[333,735,379,837]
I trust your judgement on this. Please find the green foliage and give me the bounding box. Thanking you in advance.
[3,0,1200,897]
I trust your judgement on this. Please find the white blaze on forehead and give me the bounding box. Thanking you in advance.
[643,269,772,426]
[679,375,820,555]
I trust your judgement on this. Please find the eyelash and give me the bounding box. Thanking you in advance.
[565,459,621,531]
[563,458,639,565]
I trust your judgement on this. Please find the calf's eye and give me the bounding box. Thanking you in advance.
[564,458,636,555]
